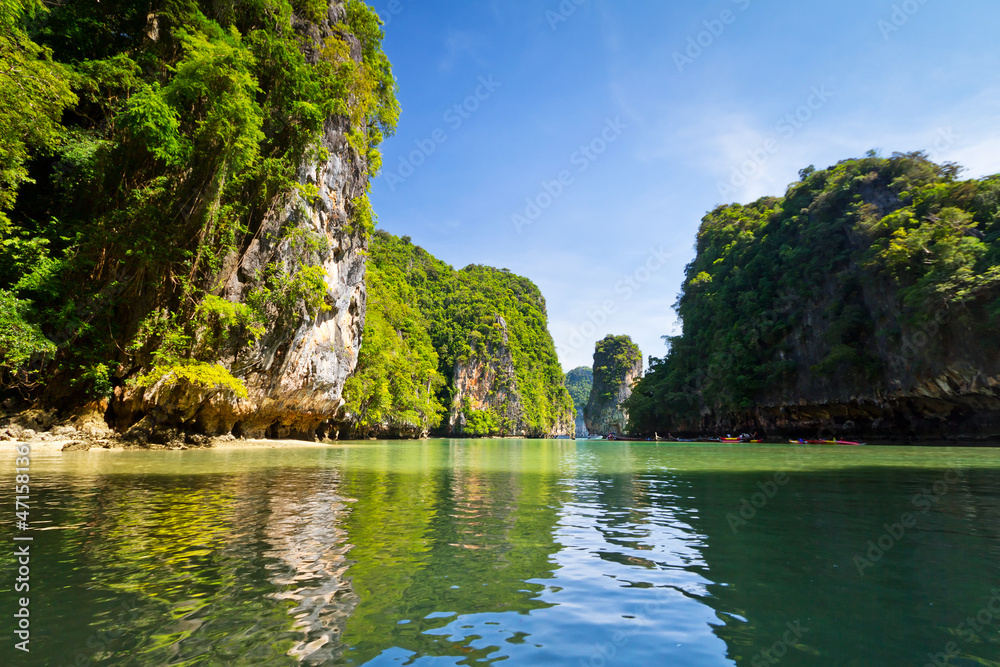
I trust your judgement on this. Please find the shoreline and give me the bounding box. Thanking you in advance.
[3,435,1000,454]
[0,436,340,453]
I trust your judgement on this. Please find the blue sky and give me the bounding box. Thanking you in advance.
[367,0,1000,371]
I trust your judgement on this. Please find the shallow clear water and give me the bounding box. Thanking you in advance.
[3,440,1000,665]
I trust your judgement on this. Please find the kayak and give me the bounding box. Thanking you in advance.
[722,438,765,443]
[789,439,867,446]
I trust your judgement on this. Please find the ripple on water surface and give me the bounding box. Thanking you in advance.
[1,440,1000,665]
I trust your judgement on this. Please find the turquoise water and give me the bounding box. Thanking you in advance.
[2,440,1000,665]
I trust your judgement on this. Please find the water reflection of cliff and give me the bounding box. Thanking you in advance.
[7,466,361,666]
[333,440,569,664]
[560,444,1000,666]
[263,468,358,665]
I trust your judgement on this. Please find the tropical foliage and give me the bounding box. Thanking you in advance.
[627,152,1000,433]
[0,0,396,401]
[584,335,641,421]
[343,231,573,437]
[564,366,593,419]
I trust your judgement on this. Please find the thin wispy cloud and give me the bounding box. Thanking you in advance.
[372,0,1000,372]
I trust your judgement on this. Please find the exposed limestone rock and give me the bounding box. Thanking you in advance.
[216,116,367,440]
[66,401,115,439]
[450,316,574,438]
[585,335,642,436]
[113,4,370,443]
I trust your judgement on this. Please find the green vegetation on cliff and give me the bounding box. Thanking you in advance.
[343,231,573,437]
[342,240,444,436]
[627,152,1000,433]
[0,0,395,402]
[584,335,641,435]
[565,366,593,419]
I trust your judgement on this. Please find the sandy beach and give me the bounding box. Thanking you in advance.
[1,436,341,453]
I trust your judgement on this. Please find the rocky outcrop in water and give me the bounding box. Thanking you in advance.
[584,335,642,436]
[679,312,1000,441]
[626,153,1000,441]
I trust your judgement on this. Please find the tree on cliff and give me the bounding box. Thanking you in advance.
[584,335,642,436]
[626,152,1000,436]
[0,1,397,409]
[565,366,593,417]
[343,231,574,438]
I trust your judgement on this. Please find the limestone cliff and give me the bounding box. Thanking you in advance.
[340,232,575,439]
[114,116,369,441]
[584,335,642,436]
[449,315,574,438]
[448,316,523,434]
[0,1,401,444]
[105,2,378,443]
[626,153,1000,441]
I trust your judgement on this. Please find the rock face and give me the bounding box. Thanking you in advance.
[626,154,1000,441]
[223,117,367,440]
[115,120,368,441]
[450,316,574,438]
[449,316,519,433]
[681,312,1000,441]
[339,232,575,440]
[584,335,642,436]
[113,5,370,442]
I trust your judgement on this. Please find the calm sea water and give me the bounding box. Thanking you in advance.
[2,440,1000,665]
